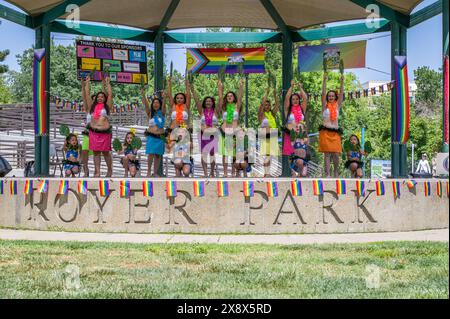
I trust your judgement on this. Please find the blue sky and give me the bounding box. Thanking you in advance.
[0,0,443,83]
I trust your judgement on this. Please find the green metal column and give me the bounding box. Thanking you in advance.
[154,33,164,175]
[443,0,449,153]
[391,22,408,177]
[281,34,293,177]
[34,24,51,176]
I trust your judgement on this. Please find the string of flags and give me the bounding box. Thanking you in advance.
[1,179,448,199]
[50,95,144,114]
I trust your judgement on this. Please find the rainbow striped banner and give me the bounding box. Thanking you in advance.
[24,180,33,195]
[166,181,177,198]
[392,181,401,199]
[142,181,154,197]
[444,56,449,145]
[291,180,302,196]
[356,181,365,197]
[99,180,110,197]
[193,181,205,197]
[77,180,88,195]
[0,180,4,195]
[336,180,346,195]
[436,182,443,197]
[187,48,266,74]
[394,56,410,144]
[406,180,417,190]
[243,181,254,198]
[120,181,131,198]
[266,181,278,198]
[10,180,18,195]
[38,180,49,194]
[375,181,385,196]
[313,180,324,196]
[58,180,69,195]
[424,181,431,197]
[33,49,48,136]
[217,181,229,197]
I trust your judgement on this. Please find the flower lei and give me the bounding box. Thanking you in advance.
[327,101,338,122]
[264,111,277,128]
[204,108,215,127]
[226,103,235,124]
[175,104,185,125]
[291,105,304,123]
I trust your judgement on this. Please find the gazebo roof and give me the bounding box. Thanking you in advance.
[5,0,423,31]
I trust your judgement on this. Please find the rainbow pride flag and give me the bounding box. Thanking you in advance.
[187,48,266,74]
[394,56,410,144]
[392,181,401,198]
[375,181,385,196]
[193,181,205,197]
[313,180,324,196]
[143,181,154,197]
[436,182,442,197]
[58,180,69,195]
[120,181,131,197]
[10,180,18,195]
[243,181,254,197]
[217,181,229,197]
[33,49,48,136]
[24,180,33,195]
[166,181,177,197]
[0,180,4,195]
[99,180,110,197]
[38,180,49,194]
[77,180,88,195]
[424,181,431,197]
[336,180,346,195]
[266,181,278,198]
[356,181,365,197]
[291,180,302,196]
[406,180,417,190]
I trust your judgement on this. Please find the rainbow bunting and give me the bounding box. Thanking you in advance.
[166,181,177,198]
[58,180,69,195]
[375,181,385,196]
[0,180,4,195]
[142,181,154,197]
[217,181,229,197]
[392,181,401,198]
[424,181,431,197]
[120,181,131,197]
[99,180,110,197]
[406,180,417,190]
[10,180,18,195]
[436,182,442,197]
[193,181,205,197]
[24,180,33,195]
[313,180,324,196]
[243,181,255,197]
[394,56,410,144]
[356,181,365,197]
[38,180,49,193]
[336,180,347,195]
[77,180,88,195]
[291,180,302,196]
[266,181,278,198]
[33,49,48,136]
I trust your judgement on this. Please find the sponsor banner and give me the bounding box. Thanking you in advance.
[123,62,141,73]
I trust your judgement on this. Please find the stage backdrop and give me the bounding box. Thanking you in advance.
[76,40,148,85]
[298,40,366,72]
[186,48,266,74]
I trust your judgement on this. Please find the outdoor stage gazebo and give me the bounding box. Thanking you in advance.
[1,0,448,178]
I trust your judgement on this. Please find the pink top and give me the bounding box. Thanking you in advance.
[93,103,105,120]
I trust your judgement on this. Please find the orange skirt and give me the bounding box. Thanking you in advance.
[319,130,342,153]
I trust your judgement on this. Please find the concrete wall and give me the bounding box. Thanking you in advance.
[0,178,448,234]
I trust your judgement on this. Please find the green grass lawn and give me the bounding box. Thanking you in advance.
[0,240,448,299]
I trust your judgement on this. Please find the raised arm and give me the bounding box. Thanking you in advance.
[185,76,191,110]
[105,76,113,109]
[217,80,224,114]
[321,72,328,111]
[298,82,308,114]
[84,76,93,113]
[190,83,202,115]
[258,88,269,122]
[237,78,245,114]
[284,79,294,118]
[161,90,166,116]
[81,78,87,109]
[167,77,174,107]
[141,88,150,117]
[337,74,345,107]
[272,87,280,116]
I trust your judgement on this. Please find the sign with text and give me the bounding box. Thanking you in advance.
[76,40,148,85]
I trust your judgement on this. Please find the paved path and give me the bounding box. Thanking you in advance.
[0,229,448,245]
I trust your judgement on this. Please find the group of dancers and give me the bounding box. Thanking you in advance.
[61,71,368,179]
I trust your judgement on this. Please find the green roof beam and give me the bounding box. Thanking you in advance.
[0,3,33,28]
[164,32,282,43]
[409,0,442,28]
[259,0,294,39]
[33,0,92,28]
[155,0,180,34]
[350,0,410,27]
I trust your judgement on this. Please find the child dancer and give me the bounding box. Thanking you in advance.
[119,131,140,178]
[63,133,81,178]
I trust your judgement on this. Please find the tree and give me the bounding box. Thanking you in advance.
[0,76,12,103]
[0,49,10,74]
[414,66,442,117]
